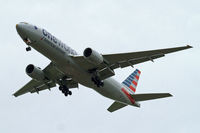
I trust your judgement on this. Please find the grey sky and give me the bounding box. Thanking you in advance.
[0,0,199,132]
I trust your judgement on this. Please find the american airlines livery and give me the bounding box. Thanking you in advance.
[14,22,192,112]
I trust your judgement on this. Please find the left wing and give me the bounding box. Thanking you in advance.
[13,80,56,97]
[13,63,78,97]
[72,45,192,80]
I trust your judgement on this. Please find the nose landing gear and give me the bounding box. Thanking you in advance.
[26,46,31,51]
[24,38,32,52]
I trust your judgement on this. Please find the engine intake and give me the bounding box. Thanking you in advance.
[26,64,45,81]
[83,48,104,65]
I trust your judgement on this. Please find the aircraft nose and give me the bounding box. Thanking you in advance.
[16,23,23,33]
[16,22,29,40]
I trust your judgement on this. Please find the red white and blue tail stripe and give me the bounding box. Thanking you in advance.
[122,69,141,94]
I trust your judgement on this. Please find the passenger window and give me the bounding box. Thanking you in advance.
[34,26,38,30]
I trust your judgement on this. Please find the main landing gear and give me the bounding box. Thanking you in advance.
[91,75,104,87]
[59,85,72,97]
[89,70,104,87]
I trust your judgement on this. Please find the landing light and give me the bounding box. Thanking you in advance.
[24,38,31,44]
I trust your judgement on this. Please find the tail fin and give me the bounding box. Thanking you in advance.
[122,69,141,94]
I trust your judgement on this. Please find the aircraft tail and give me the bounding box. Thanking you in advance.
[107,69,172,113]
[122,69,141,94]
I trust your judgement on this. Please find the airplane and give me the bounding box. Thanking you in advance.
[14,22,192,112]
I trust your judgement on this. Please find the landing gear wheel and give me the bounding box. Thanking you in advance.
[59,85,72,97]
[62,89,66,93]
[26,47,31,51]
[68,91,72,95]
[59,86,63,91]
[64,92,68,96]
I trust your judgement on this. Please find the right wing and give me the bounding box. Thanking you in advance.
[102,45,192,69]
[131,93,172,102]
[72,45,192,80]
[13,62,78,97]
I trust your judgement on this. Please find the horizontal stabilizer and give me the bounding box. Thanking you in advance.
[131,93,172,101]
[107,101,127,112]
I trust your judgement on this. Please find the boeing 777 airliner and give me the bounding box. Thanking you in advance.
[14,22,192,112]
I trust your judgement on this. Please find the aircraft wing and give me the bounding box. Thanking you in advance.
[13,80,56,97]
[72,45,192,80]
[13,63,78,97]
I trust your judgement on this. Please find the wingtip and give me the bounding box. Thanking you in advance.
[13,93,18,97]
[186,45,193,48]
[107,109,113,113]
[168,93,173,97]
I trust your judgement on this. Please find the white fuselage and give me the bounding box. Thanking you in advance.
[16,23,135,106]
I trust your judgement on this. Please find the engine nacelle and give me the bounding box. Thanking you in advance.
[26,64,45,81]
[83,48,104,65]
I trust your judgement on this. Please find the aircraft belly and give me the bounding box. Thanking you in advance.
[88,78,128,103]
[59,66,132,105]
[30,37,134,106]
[56,62,134,106]
[100,79,134,105]
[32,39,67,63]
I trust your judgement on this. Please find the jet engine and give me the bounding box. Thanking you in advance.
[83,48,104,65]
[26,64,46,81]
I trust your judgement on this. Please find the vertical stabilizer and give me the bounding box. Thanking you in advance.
[122,69,141,94]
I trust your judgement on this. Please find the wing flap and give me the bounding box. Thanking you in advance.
[107,101,127,112]
[99,67,115,80]
[103,45,192,65]
[109,53,165,69]
[62,79,78,89]
[131,93,172,101]
[30,81,56,93]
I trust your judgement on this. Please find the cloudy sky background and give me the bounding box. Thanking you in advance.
[0,0,199,132]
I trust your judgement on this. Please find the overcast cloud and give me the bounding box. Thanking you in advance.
[0,0,199,133]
